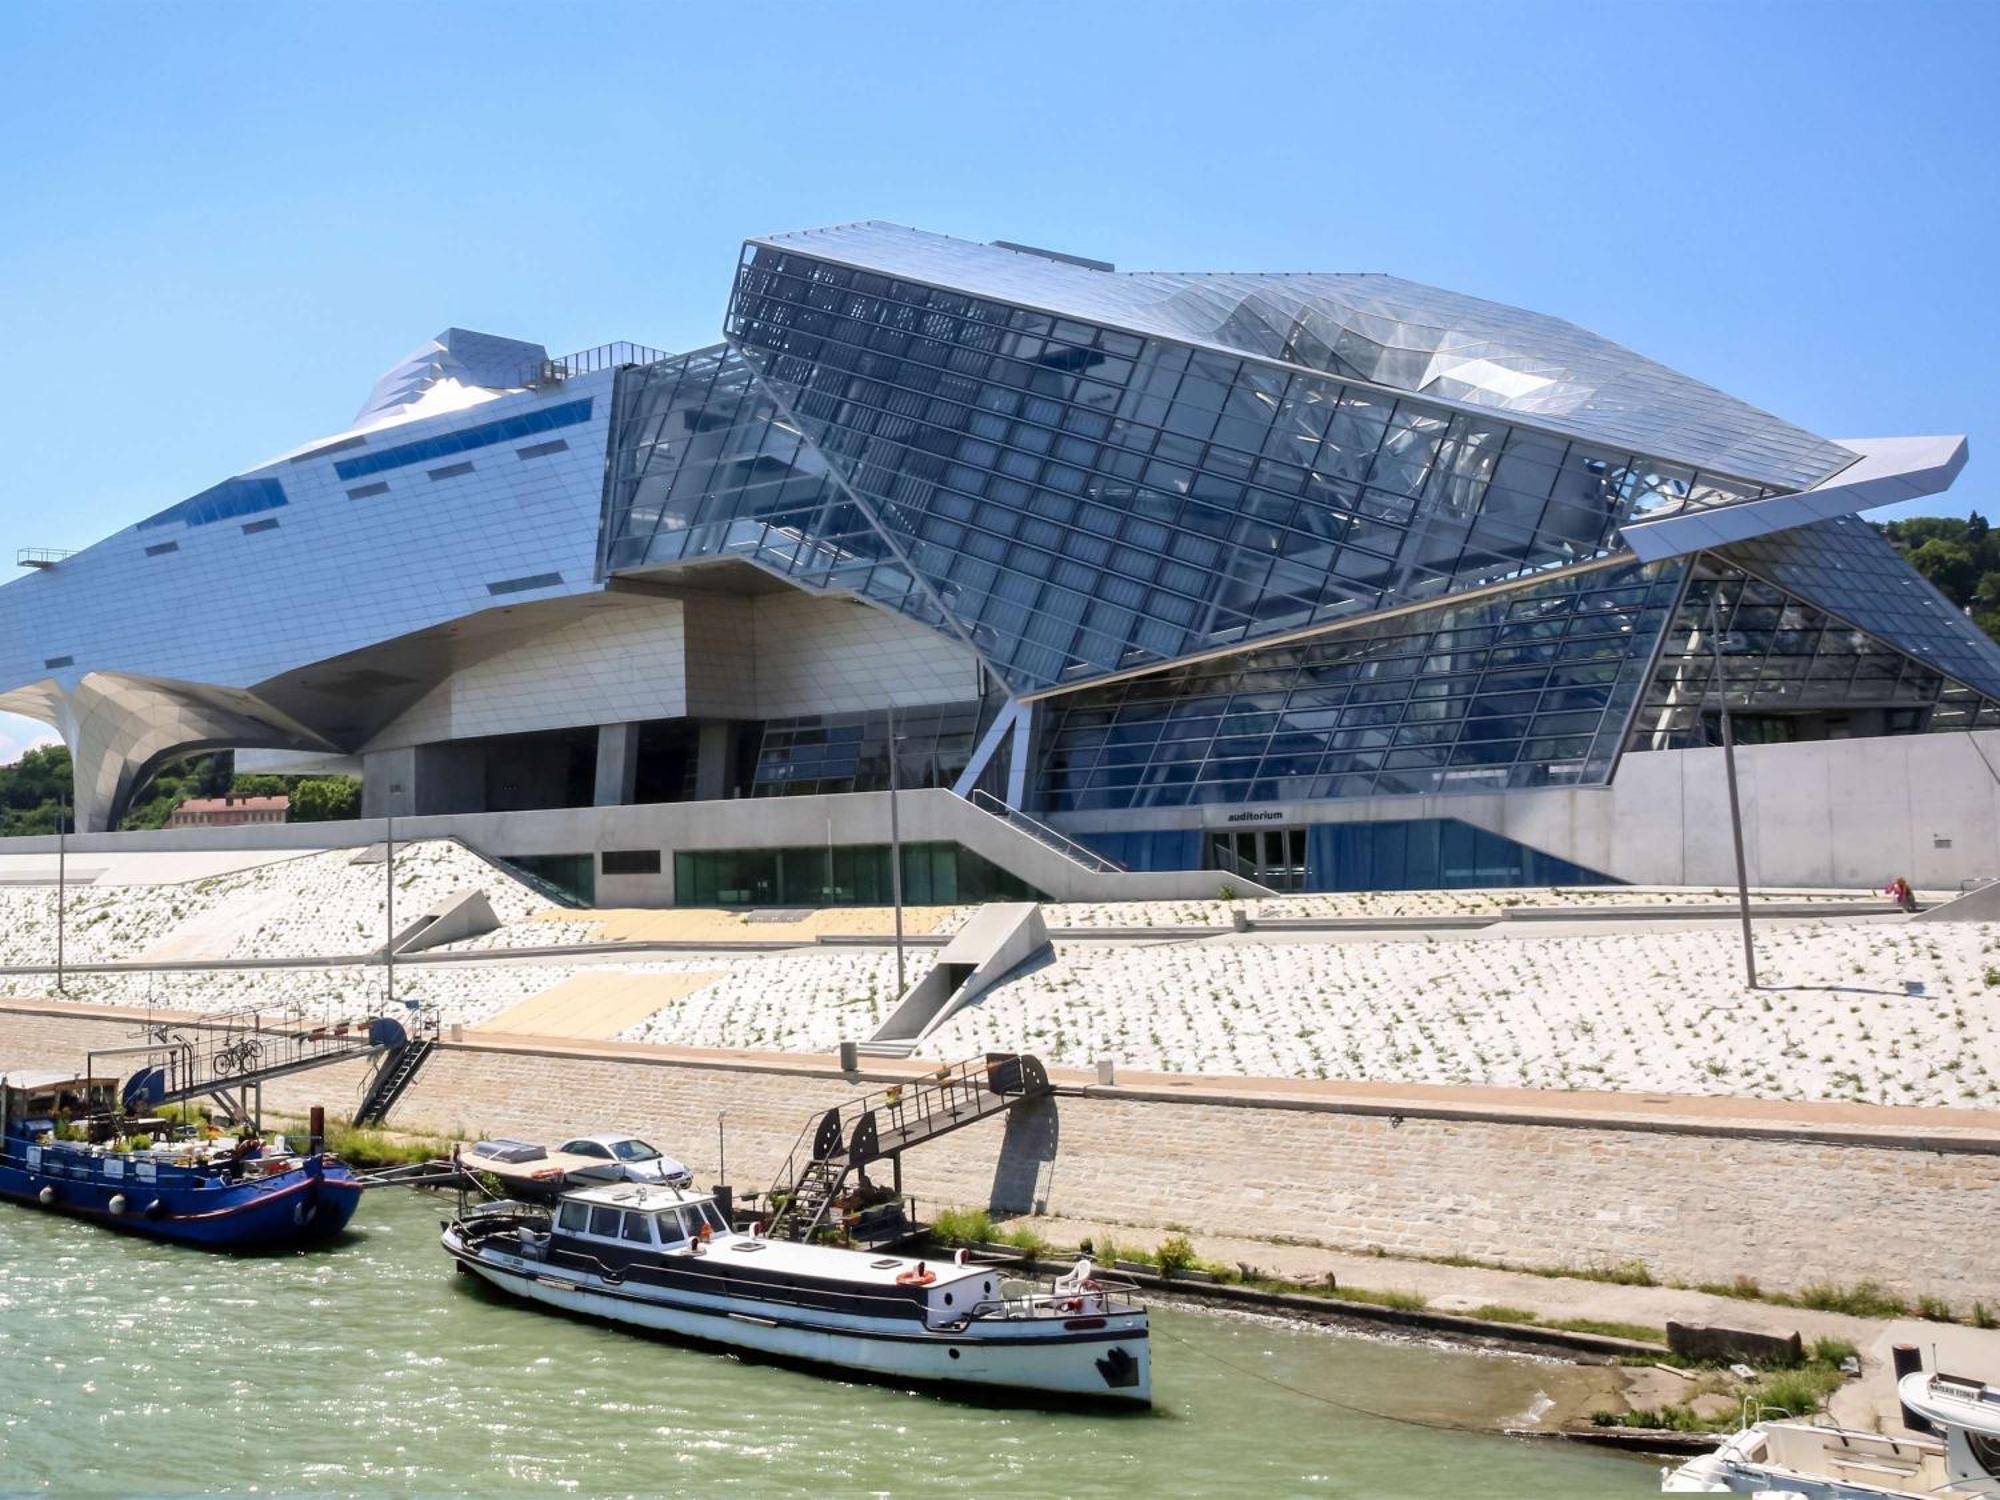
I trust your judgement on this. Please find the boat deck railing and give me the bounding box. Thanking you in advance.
[972,1270,1146,1323]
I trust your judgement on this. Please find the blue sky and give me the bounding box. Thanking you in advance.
[0,0,1995,759]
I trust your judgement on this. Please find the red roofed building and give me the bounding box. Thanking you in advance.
[166,794,289,829]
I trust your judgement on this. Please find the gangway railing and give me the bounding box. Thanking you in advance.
[763,1052,1049,1243]
[352,1034,437,1127]
[967,789,1124,874]
[103,1004,407,1118]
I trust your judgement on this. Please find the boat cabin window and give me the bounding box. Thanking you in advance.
[557,1202,590,1233]
[655,1212,687,1248]
[619,1211,654,1245]
[696,1201,727,1233]
[588,1206,623,1238]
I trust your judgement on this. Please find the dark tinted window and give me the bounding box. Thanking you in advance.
[601,849,661,876]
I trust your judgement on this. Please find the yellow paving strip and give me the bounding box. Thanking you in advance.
[469,970,724,1040]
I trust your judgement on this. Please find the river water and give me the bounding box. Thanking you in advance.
[0,1190,1653,1496]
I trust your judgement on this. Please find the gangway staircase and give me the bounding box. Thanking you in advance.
[100,1006,410,1128]
[763,1052,1050,1243]
[352,1036,438,1127]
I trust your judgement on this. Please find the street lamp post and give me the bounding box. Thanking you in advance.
[55,788,66,994]
[385,811,396,1011]
[886,702,906,999]
[1709,589,1757,988]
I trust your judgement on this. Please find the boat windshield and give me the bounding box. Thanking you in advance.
[611,1140,660,1162]
[670,1203,728,1240]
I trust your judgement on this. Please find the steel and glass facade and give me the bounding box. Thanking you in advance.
[0,223,1986,893]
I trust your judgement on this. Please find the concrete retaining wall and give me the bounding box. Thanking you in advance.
[1055,728,2000,891]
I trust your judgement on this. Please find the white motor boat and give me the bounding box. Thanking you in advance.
[1664,1368,2000,1496]
[441,1183,1151,1407]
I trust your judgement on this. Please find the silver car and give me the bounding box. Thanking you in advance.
[554,1134,694,1187]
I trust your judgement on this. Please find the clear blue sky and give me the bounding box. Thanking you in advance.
[0,0,1995,758]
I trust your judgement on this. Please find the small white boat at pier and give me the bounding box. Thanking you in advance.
[1664,1367,2000,1496]
[442,1183,1151,1407]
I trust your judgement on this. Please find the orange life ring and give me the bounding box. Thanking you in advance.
[895,1268,936,1286]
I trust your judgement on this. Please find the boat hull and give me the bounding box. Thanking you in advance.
[0,1158,363,1250]
[446,1232,1151,1407]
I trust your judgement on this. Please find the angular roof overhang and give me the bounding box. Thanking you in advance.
[1620,435,1969,562]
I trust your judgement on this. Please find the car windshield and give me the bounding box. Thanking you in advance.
[611,1139,660,1162]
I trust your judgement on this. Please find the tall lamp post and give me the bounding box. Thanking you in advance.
[55,787,67,994]
[1708,589,1757,988]
[384,810,397,1011]
[886,702,906,999]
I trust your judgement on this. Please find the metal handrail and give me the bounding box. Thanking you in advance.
[1207,840,1259,884]
[16,547,74,568]
[967,789,1124,873]
[763,1054,1044,1237]
[526,341,672,386]
[117,1001,387,1106]
[968,1275,1146,1322]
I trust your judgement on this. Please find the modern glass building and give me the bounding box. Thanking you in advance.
[0,224,1984,897]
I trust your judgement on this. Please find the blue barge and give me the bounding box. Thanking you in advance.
[0,1070,363,1249]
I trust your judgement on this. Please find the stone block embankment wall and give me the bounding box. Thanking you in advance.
[9,1005,1995,1306]
[387,1044,2000,1308]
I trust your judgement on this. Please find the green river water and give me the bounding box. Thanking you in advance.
[0,1190,1655,1497]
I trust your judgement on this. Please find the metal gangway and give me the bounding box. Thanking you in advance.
[762,1052,1050,1243]
[97,1004,409,1128]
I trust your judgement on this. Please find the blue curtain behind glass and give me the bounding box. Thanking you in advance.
[1304,819,1613,891]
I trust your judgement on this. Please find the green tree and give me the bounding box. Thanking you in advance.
[0,743,73,836]
[1885,516,1972,553]
[1906,538,1980,606]
[290,777,361,822]
[229,773,288,798]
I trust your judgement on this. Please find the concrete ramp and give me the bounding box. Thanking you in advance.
[390,888,500,954]
[1910,881,2000,922]
[864,902,1048,1054]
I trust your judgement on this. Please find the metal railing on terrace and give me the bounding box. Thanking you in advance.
[524,342,673,387]
[16,547,75,569]
[967,788,1124,873]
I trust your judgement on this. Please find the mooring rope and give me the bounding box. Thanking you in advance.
[1155,1323,1504,1437]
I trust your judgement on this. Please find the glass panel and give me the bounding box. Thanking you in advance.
[1626,538,2000,751]
[1034,559,1680,811]
[597,244,1813,696]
